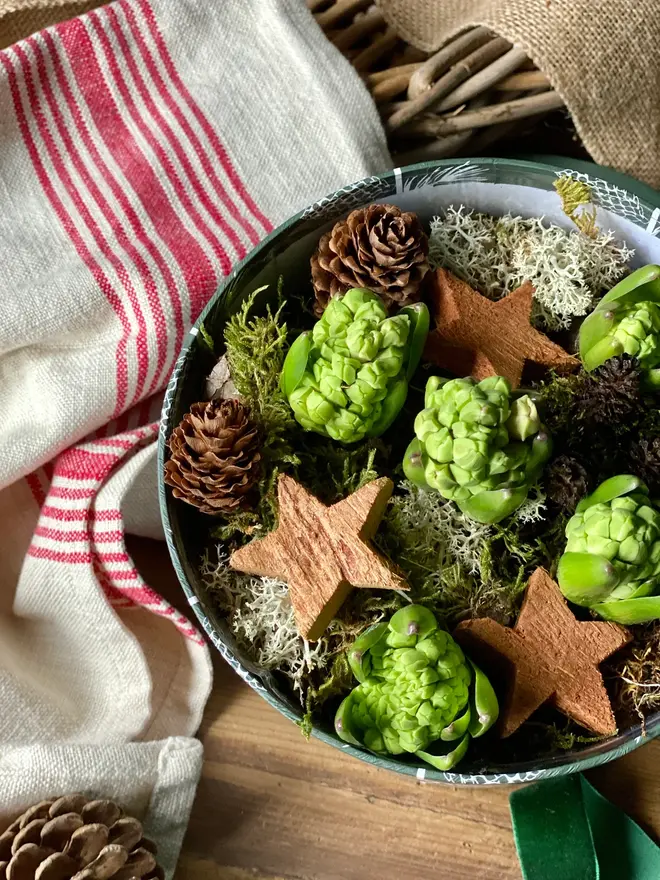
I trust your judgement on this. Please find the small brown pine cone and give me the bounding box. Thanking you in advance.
[310,203,429,316]
[165,399,261,515]
[0,794,163,880]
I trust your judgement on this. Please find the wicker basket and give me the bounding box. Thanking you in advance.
[309,0,577,163]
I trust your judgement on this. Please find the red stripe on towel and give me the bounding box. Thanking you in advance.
[0,50,130,414]
[135,0,272,235]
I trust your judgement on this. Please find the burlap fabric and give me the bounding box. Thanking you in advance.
[0,0,103,47]
[377,0,660,189]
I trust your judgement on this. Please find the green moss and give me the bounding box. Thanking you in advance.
[295,438,382,504]
[298,713,313,739]
[213,286,298,539]
[198,321,216,355]
[554,175,598,238]
[303,652,353,726]
[541,721,607,751]
[533,370,583,434]
[533,364,660,495]
[224,285,295,449]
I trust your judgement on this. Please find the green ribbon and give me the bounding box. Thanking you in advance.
[510,774,660,880]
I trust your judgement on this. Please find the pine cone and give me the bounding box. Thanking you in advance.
[575,355,642,426]
[165,399,261,515]
[545,455,590,513]
[0,794,162,880]
[310,203,429,315]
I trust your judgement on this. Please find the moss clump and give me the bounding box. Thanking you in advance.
[629,437,660,496]
[544,455,590,514]
[375,482,555,628]
[295,437,382,506]
[300,653,354,738]
[522,721,607,753]
[213,286,298,538]
[224,284,290,426]
[554,175,598,239]
[533,361,660,490]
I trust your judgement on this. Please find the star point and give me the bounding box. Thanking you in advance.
[230,474,408,641]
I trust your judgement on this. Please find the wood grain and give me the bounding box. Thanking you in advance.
[177,656,660,880]
[230,476,406,641]
[127,539,660,880]
[424,269,577,388]
[455,568,631,737]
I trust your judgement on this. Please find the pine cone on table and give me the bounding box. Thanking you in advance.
[310,203,429,315]
[0,795,162,880]
[165,398,261,515]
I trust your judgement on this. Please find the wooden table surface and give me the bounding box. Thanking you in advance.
[128,537,660,880]
[176,655,660,880]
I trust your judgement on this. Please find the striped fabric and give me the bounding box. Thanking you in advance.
[28,420,203,644]
[0,0,390,829]
[0,0,388,486]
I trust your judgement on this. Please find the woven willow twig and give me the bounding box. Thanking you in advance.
[352,26,399,71]
[400,91,565,138]
[387,35,512,130]
[495,70,551,91]
[308,0,566,160]
[332,4,384,51]
[371,66,422,103]
[433,46,529,113]
[314,0,372,29]
[406,26,493,98]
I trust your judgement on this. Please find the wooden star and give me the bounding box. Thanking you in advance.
[230,475,408,641]
[423,269,578,387]
[454,568,631,737]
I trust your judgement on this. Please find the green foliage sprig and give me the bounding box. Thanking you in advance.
[212,284,390,542]
[224,283,295,451]
[214,285,298,539]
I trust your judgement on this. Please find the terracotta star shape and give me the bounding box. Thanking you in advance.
[230,475,408,640]
[423,269,578,387]
[454,568,631,736]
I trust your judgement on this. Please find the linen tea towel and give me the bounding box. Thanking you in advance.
[0,0,391,490]
[0,0,392,865]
